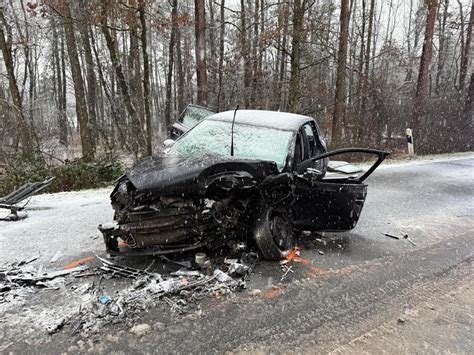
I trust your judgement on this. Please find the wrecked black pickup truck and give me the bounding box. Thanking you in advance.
[99,110,388,260]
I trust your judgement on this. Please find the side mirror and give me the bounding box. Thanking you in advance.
[163,139,175,148]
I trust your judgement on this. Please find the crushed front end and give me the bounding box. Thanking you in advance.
[99,155,282,256]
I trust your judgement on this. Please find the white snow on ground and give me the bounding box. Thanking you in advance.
[353,152,474,171]
[0,187,113,265]
[375,152,474,169]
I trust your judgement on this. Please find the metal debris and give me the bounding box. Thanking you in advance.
[402,234,417,246]
[159,255,192,269]
[4,264,89,284]
[97,256,160,280]
[0,176,55,221]
[0,259,92,307]
[227,262,249,277]
[213,269,232,283]
[17,254,40,267]
[280,265,294,282]
[383,233,400,240]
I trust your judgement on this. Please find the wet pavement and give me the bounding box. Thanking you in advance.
[0,155,473,353]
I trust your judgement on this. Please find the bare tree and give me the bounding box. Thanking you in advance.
[288,0,306,112]
[332,0,351,147]
[217,0,226,111]
[165,0,178,129]
[78,1,98,146]
[0,7,34,156]
[240,0,250,108]
[435,0,449,93]
[195,0,208,105]
[139,0,153,156]
[459,2,473,91]
[62,1,95,161]
[413,0,438,131]
[100,5,145,156]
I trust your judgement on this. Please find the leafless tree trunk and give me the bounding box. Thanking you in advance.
[139,0,153,156]
[176,27,185,114]
[78,8,98,146]
[165,0,178,129]
[435,0,449,93]
[0,7,34,156]
[413,0,438,130]
[240,0,251,107]
[251,0,259,107]
[90,31,128,151]
[62,1,95,161]
[101,6,144,156]
[217,0,226,111]
[288,0,306,113]
[52,17,68,146]
[360,0,375,114]
[129,22,145,133]
[332,0,351,147]
[466,73,474,114]
[277,4,289,111]
[184,30,193,105]
[459,2,473,91]
[195,0,208,106]
[208,0,217,107]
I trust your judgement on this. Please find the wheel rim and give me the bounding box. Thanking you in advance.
[270,214,292,251]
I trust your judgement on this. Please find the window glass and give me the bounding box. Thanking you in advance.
[180,106,215,128]
[302,123,316,157]
[172,120,293,170]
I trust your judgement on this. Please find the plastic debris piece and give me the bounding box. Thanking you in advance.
[213,269,232,283]
[195,253,207,265]
[227,262,249,277]
[99,296,110,304]
[171,269,202,277]
[49,251,62,263]
[224,258,239,265]
[64,256,94,270]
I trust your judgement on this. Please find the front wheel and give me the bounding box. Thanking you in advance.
[253,208,294,260]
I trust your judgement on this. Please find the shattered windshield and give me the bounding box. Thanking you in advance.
[171,119,293,169]
[180,105,215,128]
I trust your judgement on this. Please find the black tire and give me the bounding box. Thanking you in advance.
[253,208,294,260]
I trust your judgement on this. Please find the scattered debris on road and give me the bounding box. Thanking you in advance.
[383,232,417,246]
[1,251,258,336]
[67,254,252,336]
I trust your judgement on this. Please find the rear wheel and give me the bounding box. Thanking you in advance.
[253,208,294,260]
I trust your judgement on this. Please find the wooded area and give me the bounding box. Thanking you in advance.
[0,0,472,166]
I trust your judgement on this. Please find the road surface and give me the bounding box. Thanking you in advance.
[0,155,473,353]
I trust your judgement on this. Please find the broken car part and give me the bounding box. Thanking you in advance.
[99,110,388,260]
[0,176,55,221]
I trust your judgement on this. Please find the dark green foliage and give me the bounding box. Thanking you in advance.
[0,156,123,196]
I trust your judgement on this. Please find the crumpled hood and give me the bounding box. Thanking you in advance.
[124,154,279,196]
